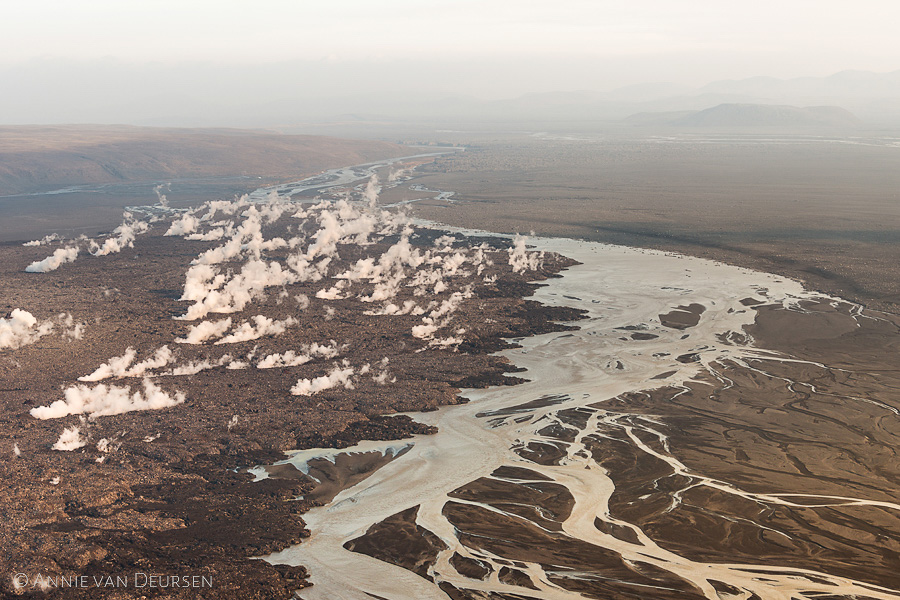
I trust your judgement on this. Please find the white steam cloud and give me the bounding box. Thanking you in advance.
[186,226,231,241]
[165,212,200,236]
[0,310,82,349]
[31,379,186,420]
[78,346,175,382]
[176,318,233,344]
[25,246,79,273]
[23,233,61,247]
[508,235,544,274]
[52,426,86,451]
[214,315,298,344]
[89,217,150,257]
[257,341,342,369]
[363,174,380,207]
[177,259,297,320]
[154,183,170,208]
[0,309,53,349]
[290,364,356,396]
[163,354,234,376]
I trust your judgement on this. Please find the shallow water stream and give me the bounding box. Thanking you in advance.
[266,237,900,600]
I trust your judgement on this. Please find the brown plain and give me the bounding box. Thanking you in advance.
[408,133,900,313]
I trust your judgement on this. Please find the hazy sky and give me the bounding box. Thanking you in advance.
[5,0,900,77]
[2,0,899,125]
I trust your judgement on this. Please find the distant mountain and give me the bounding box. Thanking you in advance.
[626,103,860,128]
[699,70,900,101]
[676,104,860,127]
[689,71,900,123]
[7,60,897,129]
[469,70,900,125]
[265,70,899,127]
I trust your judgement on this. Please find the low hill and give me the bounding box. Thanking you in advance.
[625,103,860,129]
[0,125,407,195]
[672,103,860,128]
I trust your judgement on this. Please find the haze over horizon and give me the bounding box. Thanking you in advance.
[4,0,900,126]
